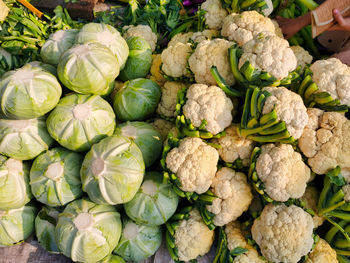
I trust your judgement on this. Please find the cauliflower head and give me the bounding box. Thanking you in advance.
[161,42,192,78]
[305,238,338,263]
[262,86,308,139]
[150,54,166,85]
[157,81,187,118]
[256,143,311,202]
[212,124,254,166]
[166,137,219,194]
[150,118,175,142]
[189,38,235,86]
[221,11,282,46]
[174,208,215,262]
[168,30,219,47]
[291,46,313,71]
[252,204,314,263]
[123,25,157,52]
[300,186,325,227]
[239,32,297,80]
[201,0,228,30]
[298,108,350,174]
[207,167,253,226]
[183,84,233,135]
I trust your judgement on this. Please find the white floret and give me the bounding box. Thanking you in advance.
[239,32,297,80]
[300,186,325,227]
[252,204,314,263]
[291,46,313,71]
[157,81,187,118]
[310,58,350,106]
[161,42,192,78]
[201,0,228,30]
[168,30,219,47]
[256,143,311,202]
[262,86,308,139]
[166,137,219,194]
[183,84,233,135]
[123,25,157,52]
[189,38,235,86]
[305,238,338,263]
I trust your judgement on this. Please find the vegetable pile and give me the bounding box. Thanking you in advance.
[0,0,350,262]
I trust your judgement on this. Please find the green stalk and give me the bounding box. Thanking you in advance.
[258,122,287,135]
[247,129,291,142]
[317,175,331,211]
[241,88,253,128]
[334,238,350,249]
[250,88,260,119]
[240,0,258,9]
[229,45,245,83]
[304,83,318,101]
[329,190,345,206]
[325,220,347,243]
[298,0,318,10]
[300,26,320,58]
[326,217,350,244]
[316,104,349,113]
[239,119,279,137]
[312,92,334,104]
[210,66,244,97]
[335,249,350,256]
[298,75,313,97]
[327,210,350,221]
[260,110,278,125]
[338,255,350,263]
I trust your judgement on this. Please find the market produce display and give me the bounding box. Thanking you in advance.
[0,0,350,262]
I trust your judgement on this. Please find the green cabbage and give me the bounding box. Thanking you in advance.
[27,61,57,76]
[113,217,162,261]
[0,155,32,210]
[115,122,162,167]
[41,29,79,66]
[0,117,54,160]
[46,94,116,152]
[0,203,38,246]
[57,43,119,95]
[99,254,125,263]
[124,172,179,226]
[119,37,152,81]
[112,78,161,121]
[75,23,129,69]
[35,206,61,253]
[80,135,145,205]
[30,147,83,207]
[0,63,62,119]
[55,198,122,262]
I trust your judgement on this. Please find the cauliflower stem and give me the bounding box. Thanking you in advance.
[220,0,270,14]
[325,220,350,260]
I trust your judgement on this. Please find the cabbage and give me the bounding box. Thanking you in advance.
[75,23,129,69]
[115,122,162,167]
[27,61,57,76]
[112,78,161,121]
[0,203,38,246]
[0,63,62,119]
[46,94,116,152]
[35,206,61,253]
[113,217,162,261]
[0,155,32,210]
[124,172,179,226]
[80,135,145,205]
[30,147,83,207]
[41,29,79,66]
[119,37,152,81]
[57,43,119,95]
[55,198,122,262]
[0,117,54,160]
[99,254,125,263]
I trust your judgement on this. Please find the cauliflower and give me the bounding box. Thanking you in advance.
[221,11,282,46]
[150,118,175,141]
[168,30,219,47]
[123,25,157,52]
[150,54,166,85]
[168,32,194,46]
[300,186,325,227]
[189,38,235,86]
[201,0,228,30]
[183,84,233,135]
[174,208,215,262]
[256,143,311,202]
[239,32,297,80]
[298,108,350,175]
[161,42,192,78]
[207,167,253,226]
[262,86,308,139]
[310,58,350,106]
[165,137,219,194]
[305,238,338,263]
[212,124,254,166]
[291,46,313,71]
[252,204,314,263]
[157,81,187,118]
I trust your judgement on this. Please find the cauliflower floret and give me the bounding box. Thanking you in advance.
[189,38,235,86]
[169,30,219,46]
[239,32,297,80]
[305,238,338,263]
[183,84,233,135]
[166,137,219,194]
[123,25,157,52]
[212,124,254,166]
[174,208,215,262]
[168,32,194,46]
[252,204,314,263]
[262,86,308,139]
[150,118,175,141]
[298,108,350,175]
[256,143,311,202]
[221,11,282,46]
[291,46,313,71]
[150,54,166,86]
[161,42,192,78]
[201,0,228,30]
[300,186,325,227]
[157,82,187,118]
[207,167,253,226]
